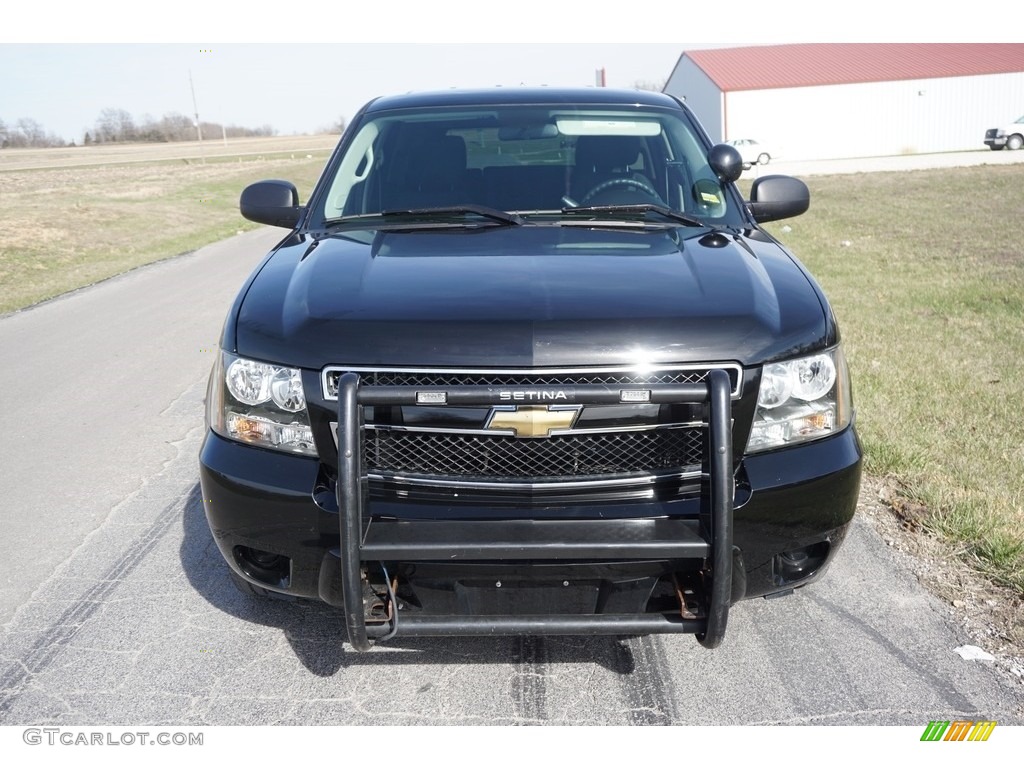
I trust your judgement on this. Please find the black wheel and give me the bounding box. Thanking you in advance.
[1007,134,1023,151]
[581,177,659,204]
[756,152,770,165]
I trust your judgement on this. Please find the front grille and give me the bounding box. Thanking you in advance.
[322,365,742,399]
[367,427,704,481]
[323,365,731,494]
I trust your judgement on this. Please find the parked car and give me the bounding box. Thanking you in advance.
[984,115,1024,150]
[726,138,773,166]
[199,87,861,651]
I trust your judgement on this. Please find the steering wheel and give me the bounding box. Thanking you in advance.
[581,177,659,205]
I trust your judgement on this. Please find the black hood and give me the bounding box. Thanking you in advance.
[233,225,829,369]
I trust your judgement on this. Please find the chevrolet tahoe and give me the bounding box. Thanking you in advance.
[199,87,862,650]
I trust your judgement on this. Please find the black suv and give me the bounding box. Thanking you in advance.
[199,88,861,650]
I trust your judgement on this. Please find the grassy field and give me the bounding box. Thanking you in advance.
[760,165,1024,595]
[2,147,1022,595]
[0,135,339,172]
[0,137,336,313]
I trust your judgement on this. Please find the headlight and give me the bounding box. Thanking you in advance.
[746,346,852,453]
[207,352,317,456]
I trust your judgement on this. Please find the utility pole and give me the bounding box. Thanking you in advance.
[190,68,228,146]
[188,70,201,144]
[188,70,205,163]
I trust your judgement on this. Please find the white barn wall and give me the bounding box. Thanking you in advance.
[724,72,1024,161]
[663,59,724,142]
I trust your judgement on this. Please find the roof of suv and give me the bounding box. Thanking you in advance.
[362,87,683,112]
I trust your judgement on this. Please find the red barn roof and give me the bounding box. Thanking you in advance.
[681,43,1024,92]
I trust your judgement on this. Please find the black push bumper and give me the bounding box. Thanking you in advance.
[331,370,735,650]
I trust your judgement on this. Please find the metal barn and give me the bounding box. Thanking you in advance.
[663,44,1024,161]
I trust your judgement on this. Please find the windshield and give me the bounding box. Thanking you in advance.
[313,103,741,227]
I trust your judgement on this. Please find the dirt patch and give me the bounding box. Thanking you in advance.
[858,475,1024,687]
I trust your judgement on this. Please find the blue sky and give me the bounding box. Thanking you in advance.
[0,44,694,142]
[1,3,1002,143]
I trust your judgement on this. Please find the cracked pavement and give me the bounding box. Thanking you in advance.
[1,227,1022,726]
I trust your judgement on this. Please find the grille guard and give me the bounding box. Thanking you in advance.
[335,370,734,650]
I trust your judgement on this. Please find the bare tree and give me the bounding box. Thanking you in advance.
[158,112,194,142]
[315,116,347,135]
[0,117,65,147]
[16,117,46,145]
[94,107,136,142]
[0,107,280,146]
[94,109,117,142]
[134,113,163,142]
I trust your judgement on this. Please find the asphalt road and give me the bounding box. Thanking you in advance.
[1,215,1023,726]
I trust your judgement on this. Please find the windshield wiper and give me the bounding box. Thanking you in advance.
[324,204,524,230]
[381,205,524,226]
[560,203,705,228]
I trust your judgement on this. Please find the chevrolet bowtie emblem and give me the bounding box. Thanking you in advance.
[485,405,582,438]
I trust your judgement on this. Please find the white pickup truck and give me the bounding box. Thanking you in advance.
[984,114,1024,150]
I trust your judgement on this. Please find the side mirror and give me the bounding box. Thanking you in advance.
[707,143,744,183]
[240,180,303,228]
[748,175,810,223]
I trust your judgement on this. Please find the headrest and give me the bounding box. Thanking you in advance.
[574,136,642,172]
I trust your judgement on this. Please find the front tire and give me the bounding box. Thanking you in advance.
[1007,134,1023,151]
[757,153,770,165]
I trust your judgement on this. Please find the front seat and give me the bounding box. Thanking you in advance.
[384,132,480,210]
[570,135,658,204]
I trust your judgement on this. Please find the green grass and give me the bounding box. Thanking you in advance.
[0,151,331,314]
[759,165,1024,594]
